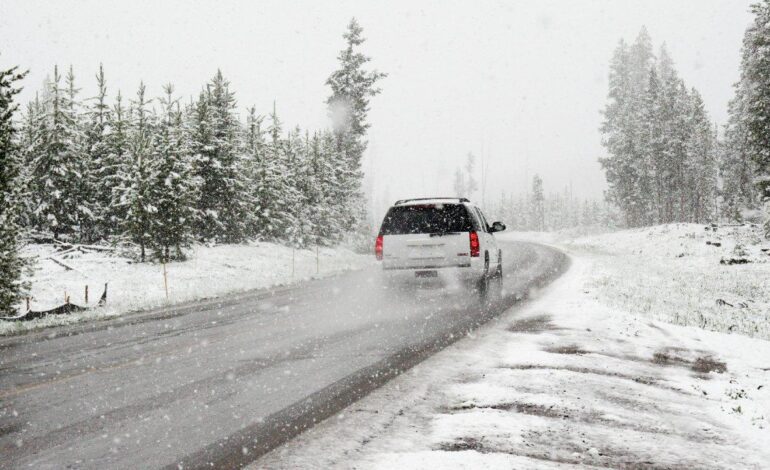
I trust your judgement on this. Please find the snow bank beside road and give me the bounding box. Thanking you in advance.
[256,254,770,469]
[508,224,770,340]
[0,242,373,335]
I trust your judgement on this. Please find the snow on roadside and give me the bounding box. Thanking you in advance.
[254,247,770,469]
[509,224,770,340]
[0,242,373,335]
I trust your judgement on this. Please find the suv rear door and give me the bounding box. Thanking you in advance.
[379,203,473,269]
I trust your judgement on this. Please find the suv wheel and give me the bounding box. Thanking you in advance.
[476,252,491,302]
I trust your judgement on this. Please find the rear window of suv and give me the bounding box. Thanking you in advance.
[379,204,473,235]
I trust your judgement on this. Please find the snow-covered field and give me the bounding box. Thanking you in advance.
[254,226,770,469]
[513,223,770,340]
[0,242,372,335]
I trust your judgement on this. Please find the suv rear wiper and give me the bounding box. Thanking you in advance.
[429,232,461,237]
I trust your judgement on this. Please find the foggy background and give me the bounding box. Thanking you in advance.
[0,0,754,221]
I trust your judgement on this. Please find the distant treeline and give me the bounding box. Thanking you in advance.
[489,175,615,232]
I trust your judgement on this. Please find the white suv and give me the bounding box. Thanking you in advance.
[375,198,506,294]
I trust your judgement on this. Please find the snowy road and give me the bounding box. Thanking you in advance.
[0,241,567,469]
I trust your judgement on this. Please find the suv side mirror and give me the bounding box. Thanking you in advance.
[490,221,506,233]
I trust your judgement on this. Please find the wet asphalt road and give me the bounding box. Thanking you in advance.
[0,241,567,469]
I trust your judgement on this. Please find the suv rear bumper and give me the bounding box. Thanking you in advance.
[382,263,471,270]
[381,261,486,283]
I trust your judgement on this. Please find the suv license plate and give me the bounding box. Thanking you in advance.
[415,270,438,278]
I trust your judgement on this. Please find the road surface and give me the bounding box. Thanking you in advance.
[0,241,567,469]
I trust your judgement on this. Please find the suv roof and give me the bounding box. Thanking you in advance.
[394,197,470,206]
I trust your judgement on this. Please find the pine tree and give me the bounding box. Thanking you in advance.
[85,64,111,240]
[685,89,717,222]
[242,106,265,239]
[191,71,249,243]
[148,84,196,261]
[530,175,545,231]
[0,60,29,314]
[102,91,131,238]
[602,30,718,227]
[326,18,386,236]
[17,95,43,230]
[254,106,298,241]
[121,82,155,261]
[727,0,770,234]
[29,66,83,240]
[721,79,756,221]
[600,39,638,226]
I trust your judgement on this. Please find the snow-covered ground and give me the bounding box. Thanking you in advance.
[0,242,372,335]
[254,226,770,469]
[512,223,770,340]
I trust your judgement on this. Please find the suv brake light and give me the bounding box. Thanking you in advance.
[375,234,384,260]
[469,231,480,257]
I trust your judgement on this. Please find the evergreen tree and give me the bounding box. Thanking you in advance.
[17,95,43,230]
[85,64,111,240]
[0,60,29,314]
[601,30,719,227]
[326,18,386,236]
[242,106,265,239]
[102,91,131,237]
[530,175,545,231]
[29,66,83,240]
[721,79,757,221]
[600,39,637,226]
[191,70,249,243]
[121,82,155,261]
[685,90,717,222]
[727,0,770,234]
[148,84,196,261]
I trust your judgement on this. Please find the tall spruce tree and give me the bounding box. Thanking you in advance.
[728,0,770,234]
[0,60,29,314]
[121,82,155,261]
[242,106,265,239]
[148,84,196,261]
[191,71,249,243]
[721,78,757,221]
[102,91,131,238]
[29,66,83,240]
[326,18,385,236]
[85,64,111,240]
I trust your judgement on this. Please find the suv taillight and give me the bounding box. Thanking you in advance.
[375,235,384,260]
[469,231,480,257]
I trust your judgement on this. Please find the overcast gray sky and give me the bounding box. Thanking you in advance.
[0,0,755,218]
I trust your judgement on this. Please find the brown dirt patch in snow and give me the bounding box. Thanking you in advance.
[448,401,567,419]
[507,315,561,333]
[691,356,727,374]
[652,350,727,375]
[544,344,589,355]
[438,437,485,452]
[500,364,664,389]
